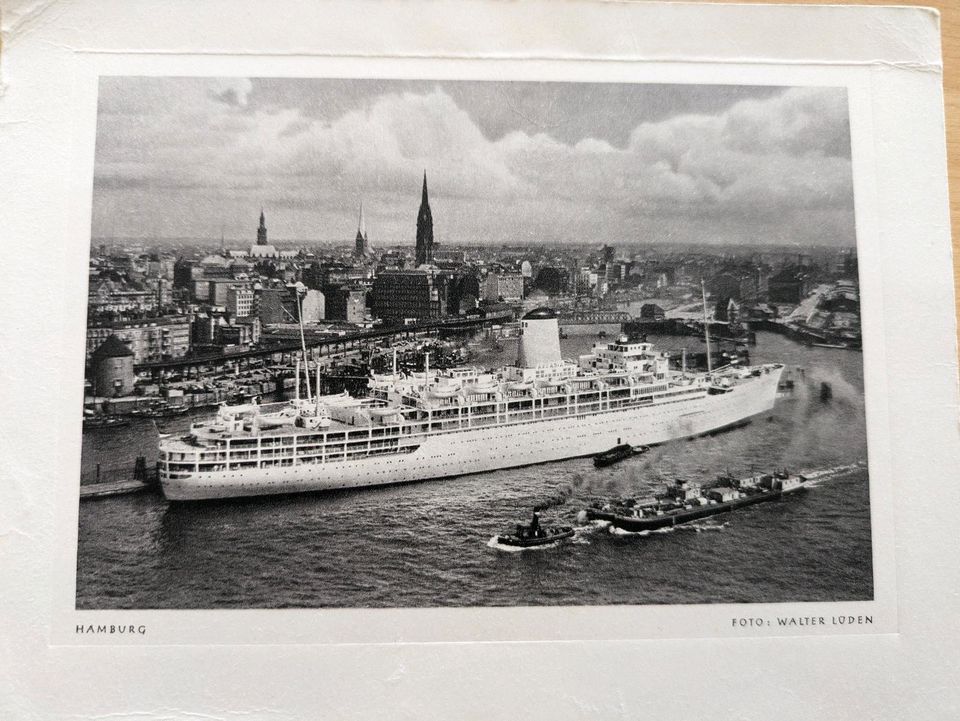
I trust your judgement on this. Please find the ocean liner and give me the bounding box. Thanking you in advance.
[158,308,783,501]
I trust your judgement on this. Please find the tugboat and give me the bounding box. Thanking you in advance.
[496,512,575,548]
[586,470,806,532]
[593,443,650,468]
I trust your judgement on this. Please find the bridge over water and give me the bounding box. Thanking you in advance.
[134,313,512,379]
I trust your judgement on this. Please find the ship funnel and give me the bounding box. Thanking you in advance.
[518,307,562,368]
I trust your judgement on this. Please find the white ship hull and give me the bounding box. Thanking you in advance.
[161,367,782,501]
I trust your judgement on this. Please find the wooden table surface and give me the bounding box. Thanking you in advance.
[688,0,958,329]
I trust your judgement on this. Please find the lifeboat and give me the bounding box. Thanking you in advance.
[368,406,404,418]
[217,401,260,418]
[370,373,401,384]
[256,414,297,429]
[429,384,461,399]
[314,391,350,403]
[507,381,533,392]
[320,393,356,408]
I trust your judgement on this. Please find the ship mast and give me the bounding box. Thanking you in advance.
[294,358,300,401]
[423,352,430,394]
[295,283,312,399]
[701,279,713,374]
[315,361,322,414]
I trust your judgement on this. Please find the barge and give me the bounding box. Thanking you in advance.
[586,470,806,532]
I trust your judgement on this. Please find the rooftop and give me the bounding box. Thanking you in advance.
[91,335,134,359]
[523,307,558,320]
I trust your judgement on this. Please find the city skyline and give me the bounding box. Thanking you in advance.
[93,78,856,248]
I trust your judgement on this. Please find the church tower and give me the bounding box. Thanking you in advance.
[354,201,369,259]
[256,209,268,245]
[415,172,434,266]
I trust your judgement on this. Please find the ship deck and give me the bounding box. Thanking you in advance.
[163,416,388,452]
[160,363,782,454]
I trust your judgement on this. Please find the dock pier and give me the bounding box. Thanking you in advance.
[80,456,158,501]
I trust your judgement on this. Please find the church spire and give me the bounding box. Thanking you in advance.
[257,208,267,245]
[354,200,369,259]
[415,171,434,267]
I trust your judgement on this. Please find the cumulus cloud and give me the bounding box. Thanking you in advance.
[209,78,254,108]
[92,79,854,247]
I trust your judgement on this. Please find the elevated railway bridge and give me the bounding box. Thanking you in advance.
[134,313,512,380]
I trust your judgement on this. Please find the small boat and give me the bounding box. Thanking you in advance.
[145,405,190,418]
[256,413,298,429]
[496,512,574,548]
[593,443,649,467]
[315,391,350,404]
[428,384,461,399]
[131,403,190,418]
[82,415,130,430]
[368,406,404,418]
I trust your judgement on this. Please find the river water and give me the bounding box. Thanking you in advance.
[76,332,872,608]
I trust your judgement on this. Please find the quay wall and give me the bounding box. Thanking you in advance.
[747,319,859,348]
[624,319,756,345]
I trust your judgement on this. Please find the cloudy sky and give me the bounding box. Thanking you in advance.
[92,77,855,247]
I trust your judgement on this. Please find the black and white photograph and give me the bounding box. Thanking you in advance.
[75,76,872,611]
